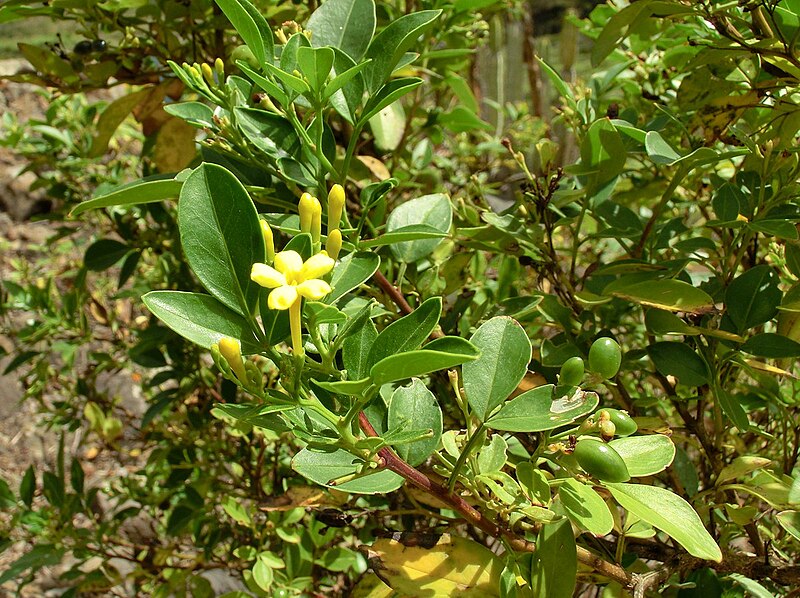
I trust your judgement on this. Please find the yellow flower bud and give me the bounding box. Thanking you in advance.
[311,197,322,245]
[214,57,225,80]
[327,184,345,231]
[218,337,247,381]
[299,192,316,234]
[326,229,342,260]
[201,62,215,86]
[260,220,275,263]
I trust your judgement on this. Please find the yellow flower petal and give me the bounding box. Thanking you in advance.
[251,263,286,288]
[299,252,335,281]
[297,279,332,300]
[274,250,303,276]
[268,285,298,310]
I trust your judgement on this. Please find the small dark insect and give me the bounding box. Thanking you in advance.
[74,39,107,56]
[316,508,354,528]
[73,40,94,55]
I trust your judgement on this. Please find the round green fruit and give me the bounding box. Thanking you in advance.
[559,356,585,387]
[573,438,630,482]
[588,337,622,379]
[599,408,637,437]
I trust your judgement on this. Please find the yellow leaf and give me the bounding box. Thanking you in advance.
[350,574,394,598]
[361,533,504,597]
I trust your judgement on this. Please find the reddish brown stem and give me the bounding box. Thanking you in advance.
[373,270,413,314]
[357,412,634,588]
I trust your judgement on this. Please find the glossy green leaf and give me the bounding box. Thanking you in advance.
[645,131,682,164]
[558,478,614,536]
[343,318,378,380]
[214,0,274,66]
[606,483,722,562]
[178,163,264,316]
[776,511,800,542]
[385,193,452,263]
[606,278,714,314]
[726,265,781,332]
[360,224,447,248]
[234,107,300,160]
[297,45,334,93]
[291,448,403,494]
[359,77,423,124]
[740,333,800,358]
[328,48,365,123]
[716,456,772,486]
[487,386,600,433]
[326,251,380,304]
[608,435,676,477]
[312,378,372,396]
[164,101,215,128]
[388,379,442,466]
[529,519,577,598]
[366,296,441,368]
[462,317,531,421]
[369,336,479,385]
[648,342,710,387]
[236,60,288,105]
[263,60,310,94]
[306,0,375,61]
[363,10,440,91]
[577,119,626,193]
[70,177,183,216]
[142,291,260,353]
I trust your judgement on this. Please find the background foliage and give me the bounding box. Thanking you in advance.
[2,0,800,596]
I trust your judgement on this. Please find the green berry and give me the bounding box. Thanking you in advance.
[559,356,585,387]
[599,408,637,437]
[588,337,622,379]
[573,438,630,482]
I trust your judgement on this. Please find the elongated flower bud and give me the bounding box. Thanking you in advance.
[201,62,215,87]
[311,197,322,245]
[218,337,246,381]
[299,192,316,234]
[214,57,225,80]
[326,229,342,260]
[327,184,345,231]
[260,220,275,263]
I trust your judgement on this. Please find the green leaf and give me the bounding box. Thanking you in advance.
[164,101,216,128]
[740,333,800,358]
[363,10,441,92]
[42,472,64,507]
[366,296,442,369]
[605,483,722,562]
[606,278,714,314]
[178,163,264,316]
[776,511,800,542]
[558,478,614,537]
[645,131,682,164]
[369,336,479,385]
[388,379,442,466]
[263,60,310,94]
[487,386,600,433]
[359,77,423,124]
[313,378,372,396]
[89,88,148,157]
[323,57,371,103]
[19,466,35,507]
[326,251,380,303]
[529,519,577,598]
[328,48,365,123]
[343,317,377,380]
[462,316,532,421]
[297,45,335,93]
[291,448,403,494]
[360,224,447,248]
[726,265,781,332]
[214,0,274,66]
[84,239,129,271]
[236,60,289,106]
[306,0,376,61]
[608,435,676,477]
[0,478,15,509]
[234,107,300,160]
[385,193,452,263]
[577,119,626,194]
[0,544,66,585]
[369,99,405,151]
[142,291,260,353]
[727,574,775,598]
[70,176,183,216]
[717,456,773,486]
[647,342,710,387]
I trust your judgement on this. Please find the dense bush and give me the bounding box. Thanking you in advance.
[2,0,800,596]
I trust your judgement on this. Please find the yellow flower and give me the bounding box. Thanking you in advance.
[251,250,334,309]
[250,250,335,356]
[217,337,247,382]
[328,184,345,231]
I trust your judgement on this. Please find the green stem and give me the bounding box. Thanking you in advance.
[447,423,486,493]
